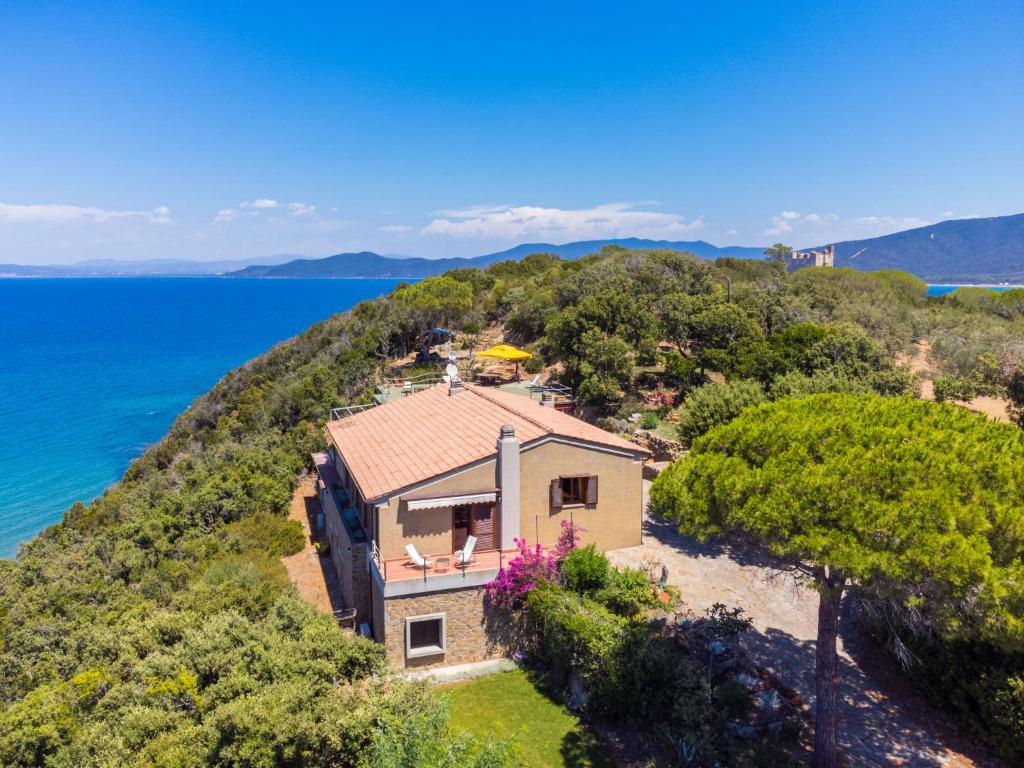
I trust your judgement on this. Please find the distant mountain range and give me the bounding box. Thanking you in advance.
[829,213,1024,283]
[0,255,300,277]
[4,214,1022,282]
[226,239,766,279]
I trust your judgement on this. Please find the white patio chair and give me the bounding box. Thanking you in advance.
[405,543,431,569]
[523,373,543,390]
[455,535,477,568]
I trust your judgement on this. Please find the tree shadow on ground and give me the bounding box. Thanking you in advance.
[743,613,1010,767]
[519,670,617,768]
[643,512,783,570]
[640,509,1011,767]
[559,729,615,768]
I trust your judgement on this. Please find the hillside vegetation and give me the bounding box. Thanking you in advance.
[3,246,1024,765]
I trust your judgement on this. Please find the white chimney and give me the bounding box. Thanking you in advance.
[497,424,520,547]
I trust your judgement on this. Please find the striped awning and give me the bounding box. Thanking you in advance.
[403,490,497,511]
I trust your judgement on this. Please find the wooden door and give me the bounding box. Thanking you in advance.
[452,505,470,552]
[470,503,496,550]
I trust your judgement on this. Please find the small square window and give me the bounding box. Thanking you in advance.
[560,476,586,504]
[406,613,446,658]
[552,475,597,508]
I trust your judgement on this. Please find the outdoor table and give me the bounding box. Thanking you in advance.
[434,557,450,573]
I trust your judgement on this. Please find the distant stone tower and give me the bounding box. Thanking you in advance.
[786,245,834,272]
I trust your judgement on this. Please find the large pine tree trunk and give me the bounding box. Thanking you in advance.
[814,577,844,768]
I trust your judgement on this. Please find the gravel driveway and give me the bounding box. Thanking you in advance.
[605,480,1006,767]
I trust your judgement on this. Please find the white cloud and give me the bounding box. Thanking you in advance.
[422,202,704,242]
[213,199,322,224]
[0,202,171,225]
[939,210,983,221]
[763,211,933,243]
[380,224,412,233]
[287,202,315,217]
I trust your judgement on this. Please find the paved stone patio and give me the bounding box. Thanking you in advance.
[605,480,1007,767]
[282,477,346,616]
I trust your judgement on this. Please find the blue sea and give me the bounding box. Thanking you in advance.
[926,284,1019,296]
[0,278,406,557]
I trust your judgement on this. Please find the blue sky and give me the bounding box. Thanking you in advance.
[1,1,1022,263]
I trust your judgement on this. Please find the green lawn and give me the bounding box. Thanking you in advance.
[442,669,615,768]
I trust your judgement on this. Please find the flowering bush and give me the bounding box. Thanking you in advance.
[485,537,558,609]
[485,521,585,609]
[555,519,583,560]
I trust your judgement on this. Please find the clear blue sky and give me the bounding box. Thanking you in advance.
[1,1,1022,263]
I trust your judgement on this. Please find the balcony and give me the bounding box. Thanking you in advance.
[370,544,520,597]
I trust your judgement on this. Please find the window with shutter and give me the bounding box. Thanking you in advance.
[554,475,598,506]
[550,479,563,509]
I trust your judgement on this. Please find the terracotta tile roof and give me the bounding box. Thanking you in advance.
[325,383,644,501]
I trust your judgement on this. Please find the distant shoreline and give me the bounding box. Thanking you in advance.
[927,283,1023,288]
[0,274,414,280]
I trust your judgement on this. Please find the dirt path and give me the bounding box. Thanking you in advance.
[606,482,1007,767]
[281,478,345,615]
[906,340,1010,422]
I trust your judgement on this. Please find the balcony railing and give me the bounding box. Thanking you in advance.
[370,542,517,583]
[329,403,377,420]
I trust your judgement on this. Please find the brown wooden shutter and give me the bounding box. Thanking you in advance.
[585,476,598,505]
[550,479,563,509]
[471,504,495,550]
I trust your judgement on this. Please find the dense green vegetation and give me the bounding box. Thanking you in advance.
[651,395,1024,766]
[520,548,799,767]
[4,246,1024,764]
[0,302,510,767]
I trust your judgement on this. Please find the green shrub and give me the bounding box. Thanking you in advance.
[663,352,698,395]
[677,379,767,442]
[522,355,544,374]
[636,336,660,366]
[768,369,872,399]
[186,554,292,620]
[640,411,659,430]
[933,375,977,403]
[594,568,657,617]
[560,545,611,594]
[223,512,306,557]
[525,584,626,686]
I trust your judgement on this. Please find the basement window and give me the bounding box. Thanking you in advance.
[406,613,446,658]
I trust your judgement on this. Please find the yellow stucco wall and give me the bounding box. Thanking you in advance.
[375,460,497,559]
[518,440,643,552]
[371,438,643,559]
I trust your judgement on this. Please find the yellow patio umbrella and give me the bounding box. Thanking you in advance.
[474,343,532,381]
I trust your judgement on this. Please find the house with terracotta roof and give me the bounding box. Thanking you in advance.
[312,379,647,669]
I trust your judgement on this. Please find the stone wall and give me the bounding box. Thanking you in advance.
[381,586,511,669]
[322,488,371,622]
[627,430,685,462]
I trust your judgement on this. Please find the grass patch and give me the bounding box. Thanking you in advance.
[650,417,680,440]
[442,669,614,768]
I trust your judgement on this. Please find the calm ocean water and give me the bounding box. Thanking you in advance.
[0,277,406,557]
[925,284,1018,296]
